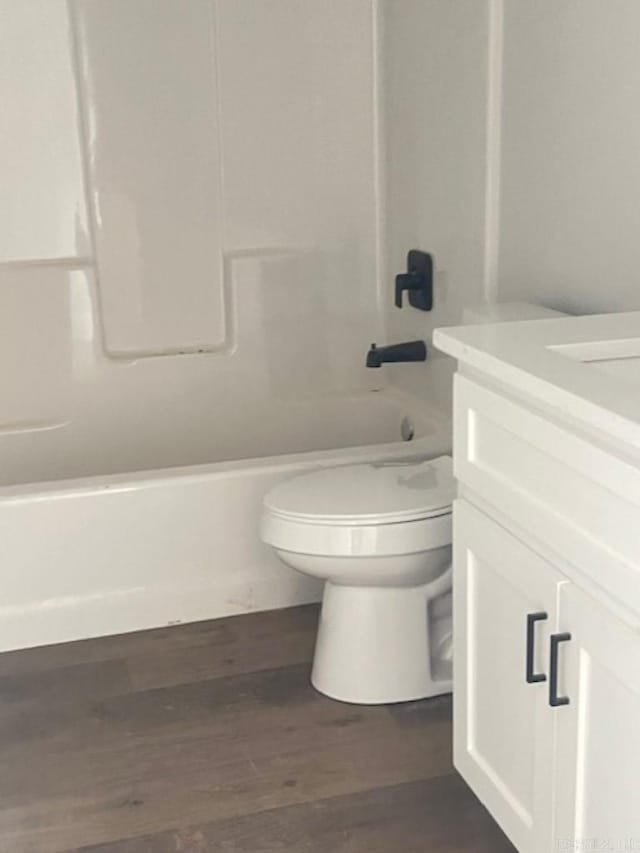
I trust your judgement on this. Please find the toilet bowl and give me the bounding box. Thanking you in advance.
[260,456,455,704]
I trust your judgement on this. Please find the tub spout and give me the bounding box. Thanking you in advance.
[366,340,427,368]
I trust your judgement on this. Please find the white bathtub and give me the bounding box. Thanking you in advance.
[0,388,450,652]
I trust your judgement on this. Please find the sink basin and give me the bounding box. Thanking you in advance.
[549,338,640,387]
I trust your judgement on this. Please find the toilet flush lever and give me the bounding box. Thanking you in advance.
[395,250,433,311]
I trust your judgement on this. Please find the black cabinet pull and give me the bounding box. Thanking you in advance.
[549,632,572,707]
[526,612,548,683]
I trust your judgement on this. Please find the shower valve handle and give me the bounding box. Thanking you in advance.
[395,272,424,307]
[394,250,434,312]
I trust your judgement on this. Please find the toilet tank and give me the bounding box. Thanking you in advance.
[462,301,568,324]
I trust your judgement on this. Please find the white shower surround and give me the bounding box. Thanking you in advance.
[0,392,449,652]
[0,2,472,654]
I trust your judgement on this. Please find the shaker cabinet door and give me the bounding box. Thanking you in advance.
[553,583,640,849]
[453,500,565,853]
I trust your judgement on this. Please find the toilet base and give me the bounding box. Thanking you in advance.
[311,580,452,705]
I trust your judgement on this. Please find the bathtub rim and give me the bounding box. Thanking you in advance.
[0,412,451,504]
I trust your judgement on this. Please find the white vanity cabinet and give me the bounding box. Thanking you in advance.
[453,500,563,852]
[552,582,640,847]
[454,500,640,852]
[433,313,640,852]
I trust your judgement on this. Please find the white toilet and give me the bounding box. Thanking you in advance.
[261,302,569,705]
[260,456,455,704]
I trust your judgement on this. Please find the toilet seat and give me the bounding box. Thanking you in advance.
[263,455,454,527]
[261,510,452,557]
[261,455,454,557]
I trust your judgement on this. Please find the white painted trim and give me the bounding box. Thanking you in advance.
[483,0,504,303]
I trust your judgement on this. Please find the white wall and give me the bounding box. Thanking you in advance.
[497,1,640,313]
[381,0,491,410]
[0,0,381,467]
[381,0,640,392]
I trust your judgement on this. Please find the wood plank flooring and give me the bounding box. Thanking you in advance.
[0,605,514,852]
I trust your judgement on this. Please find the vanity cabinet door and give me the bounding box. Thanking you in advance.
[454,500,565,853]
[552,583,640,849]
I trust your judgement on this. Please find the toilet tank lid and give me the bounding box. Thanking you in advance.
[263,456,455,525]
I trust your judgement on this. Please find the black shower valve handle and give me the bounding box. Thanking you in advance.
[395,272,423,308]
[394,250,434,312]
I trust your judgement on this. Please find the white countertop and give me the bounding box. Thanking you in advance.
[434,311,640,452]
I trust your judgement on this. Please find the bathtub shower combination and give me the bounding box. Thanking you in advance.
[1,3,452,655]
[0,386,450,652]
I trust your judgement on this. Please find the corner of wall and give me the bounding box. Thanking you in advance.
[482,0,504,306]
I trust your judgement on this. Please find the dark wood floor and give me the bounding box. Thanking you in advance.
[0,605,514,853]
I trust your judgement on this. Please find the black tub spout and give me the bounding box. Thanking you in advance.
[366,340,427,368]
